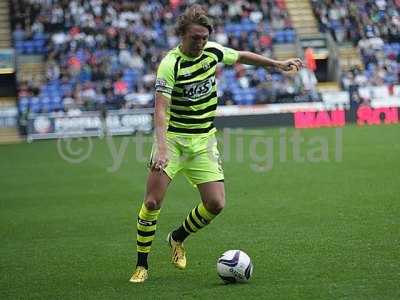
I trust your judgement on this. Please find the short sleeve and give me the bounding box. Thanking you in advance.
[222,46,239,65]
[155,55,176,99]
[205,41,239,65]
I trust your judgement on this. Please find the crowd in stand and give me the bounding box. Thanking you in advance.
[10,0,400,115]
[311,0,400,92]
[10,0,322,114]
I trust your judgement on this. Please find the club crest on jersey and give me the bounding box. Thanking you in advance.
[202,61,210,70]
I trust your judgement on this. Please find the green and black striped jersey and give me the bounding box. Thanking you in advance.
[155,41,239,136]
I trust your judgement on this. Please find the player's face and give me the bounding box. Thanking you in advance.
[181,24,209,57]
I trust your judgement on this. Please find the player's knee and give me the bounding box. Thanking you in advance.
[206,197,225,215]
[213,202,225,214]
[144,197,162,210]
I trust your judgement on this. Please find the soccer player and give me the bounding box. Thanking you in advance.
[130,4,303,283]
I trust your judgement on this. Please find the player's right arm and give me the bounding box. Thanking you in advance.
[152,92,169,171]
[152,53,176,172]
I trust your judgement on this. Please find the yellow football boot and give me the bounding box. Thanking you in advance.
[129,266,148,283]
[167,232,187,269]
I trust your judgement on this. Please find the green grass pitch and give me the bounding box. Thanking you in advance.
[1,125,399,299]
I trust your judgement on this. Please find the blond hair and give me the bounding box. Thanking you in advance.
[175,4,213,36]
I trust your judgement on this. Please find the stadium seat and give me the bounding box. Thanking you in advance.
[11,0,323,111]
[24,41,35,54]
[18,97,29,112]
[29,97,41,113]
[274,31,286,44]
[40,97,51,112]
[49,96,63,111]
[33,39,45,53]
[285,29,296,43]
[15,41,24,54]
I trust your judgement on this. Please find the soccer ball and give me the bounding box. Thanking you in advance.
[217,250,253,283]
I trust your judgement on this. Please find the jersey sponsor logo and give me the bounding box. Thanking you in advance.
[182,77,214,100]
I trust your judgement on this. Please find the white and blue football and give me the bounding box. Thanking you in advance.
[217,250,253,283]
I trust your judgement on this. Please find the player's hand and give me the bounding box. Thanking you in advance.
[279,58,304,75]
[151,147,169,172]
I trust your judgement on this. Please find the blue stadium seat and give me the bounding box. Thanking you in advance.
[392,43,400,53]
[241,19,257,32]
[255,68,267,81]
[33,32,46,39]
[232,25,242,37]
[272,73,283,81]
[29,97,41,113]
[33,39,45,53]
[263,23,271,34]
[225,23,235,34]
[18,97,29,112]
[23,41,35,54]
[223,69,236,79]
[15,41,24,53]
[274,31,285,43]
[383,44,391,54]
[232,92,241,104]
[60,83,73,96]
[49,90,62,98]
[285,29,296,43]
[231,86,241,95]
[48,79,60,86]
[40,97,51,112]
[248,89,257,104]
[48,84,59,92]
[79,71,91,83]
[123,69,139,86]
[330,20,341,30]
[49,96,63,111]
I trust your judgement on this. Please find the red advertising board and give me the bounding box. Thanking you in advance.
[294,109,346,128]
[356,106,399,125]
[294,106,399,128]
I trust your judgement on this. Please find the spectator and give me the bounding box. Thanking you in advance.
[296,67,319,101]
[312,0,400,89]
[11,0,308,113]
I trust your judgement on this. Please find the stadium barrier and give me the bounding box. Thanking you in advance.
[216,89,400,129]
[216,102,399,129]
[26,108,153,141]
[215,99,348,127]
[25,89,400,140]
[0,106,18,128]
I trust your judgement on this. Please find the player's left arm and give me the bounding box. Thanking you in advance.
[210,42,303,74]
[237,51,303,74]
